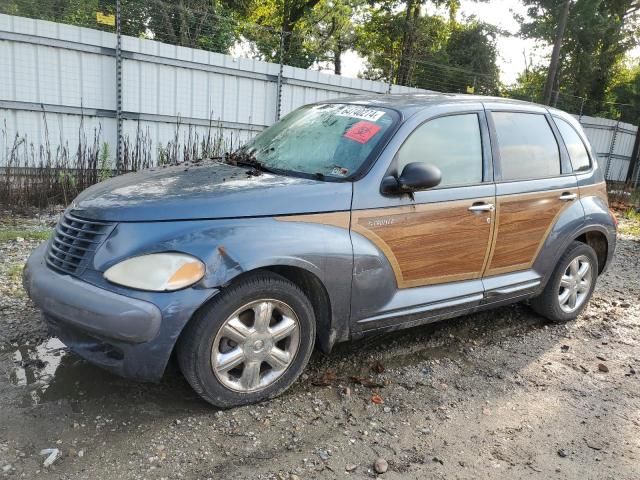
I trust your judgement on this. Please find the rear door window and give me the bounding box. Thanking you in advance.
[396,113,483,187]
[492,112,561,181]
[554,117,591,172]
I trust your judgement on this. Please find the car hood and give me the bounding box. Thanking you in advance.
[71,162,353,222]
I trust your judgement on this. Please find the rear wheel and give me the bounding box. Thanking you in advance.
[531,241,598,322]
[177,272,316,407]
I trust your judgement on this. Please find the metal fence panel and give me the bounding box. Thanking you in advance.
[1,13,638,181]
[1,14,428,166]
[577,115,638,183]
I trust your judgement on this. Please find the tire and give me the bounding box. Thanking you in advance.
[177,272,316,408]
[531,241,598,323]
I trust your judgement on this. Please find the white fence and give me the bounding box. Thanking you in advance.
[0,14,420,166]
[577,115,639,184]
[0,13,638,185]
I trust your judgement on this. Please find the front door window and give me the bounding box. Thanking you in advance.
[396,113,483,186]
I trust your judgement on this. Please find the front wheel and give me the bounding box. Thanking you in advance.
[177,272,316,407]
[531,241,598,322]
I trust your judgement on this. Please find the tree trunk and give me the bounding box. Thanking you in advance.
[334,40,343,75]
[542,0,571,105]
[396,0,420,86]
[280,0,321,66]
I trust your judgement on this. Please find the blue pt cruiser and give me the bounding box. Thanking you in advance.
[24,94,617,407]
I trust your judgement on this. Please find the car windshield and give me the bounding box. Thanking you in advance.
[240,103,397,179]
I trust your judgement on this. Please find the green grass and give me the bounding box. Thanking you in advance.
[624,208,640,222]
[0,229,51,242]
[7,263,24,283]
[2,262,27,298]
[619,208,640,237]
[619,222,640,237]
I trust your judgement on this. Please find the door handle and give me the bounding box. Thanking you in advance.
[559,192,577,201]
[468,203,495,212]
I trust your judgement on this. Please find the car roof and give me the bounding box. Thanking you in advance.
[323,92,549,118]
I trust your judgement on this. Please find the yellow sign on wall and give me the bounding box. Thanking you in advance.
[96,12,115,26]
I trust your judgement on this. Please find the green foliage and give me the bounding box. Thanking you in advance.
[356,6,500,94]
[147,0,238,53]
[624,207,640,221]
[609,61,640,122]
[1,0,238,53]
[619,208,640,236]
[505,67,547,102]
[516,0,640,116]
[0,0,147,35]
[241,0,361,69]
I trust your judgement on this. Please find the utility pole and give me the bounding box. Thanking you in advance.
[275,29,285,121]
[542,0,571,105]
[115,0,123,172]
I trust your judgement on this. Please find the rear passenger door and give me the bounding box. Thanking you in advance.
[483,104,579,284]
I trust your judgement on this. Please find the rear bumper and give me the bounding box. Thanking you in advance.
[24,242,217,381]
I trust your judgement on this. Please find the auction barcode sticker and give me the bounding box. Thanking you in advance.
[329,104,385,122]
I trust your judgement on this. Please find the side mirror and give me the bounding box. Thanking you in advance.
[382,163,442,194]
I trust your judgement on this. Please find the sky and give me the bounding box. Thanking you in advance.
[454,0,543,84]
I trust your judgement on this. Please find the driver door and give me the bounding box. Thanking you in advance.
[350,105,496,330]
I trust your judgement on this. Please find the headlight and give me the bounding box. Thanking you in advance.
[104,253,205,291]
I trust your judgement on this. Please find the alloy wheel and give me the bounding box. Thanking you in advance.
[211,299,301,393]
[558,255,592,314]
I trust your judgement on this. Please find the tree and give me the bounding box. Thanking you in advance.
[518,0,640,109]
[313,0,361,74]
[1,0,241,52]
[440,21,501,93]
[242,0,324,67]
[541,0,570,104]
[609,61,640,122]
[356,7,500,94]
[146,0,238,53]
[356,7,450,83]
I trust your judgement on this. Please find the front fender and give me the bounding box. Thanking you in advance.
[91,216,353,345]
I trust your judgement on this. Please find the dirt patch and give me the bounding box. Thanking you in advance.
[0,216,639,479]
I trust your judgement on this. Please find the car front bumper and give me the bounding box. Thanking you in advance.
[23,242,217,381]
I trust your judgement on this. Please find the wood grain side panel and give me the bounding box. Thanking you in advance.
[579,181,608,204]
[485,189,577,276]
[352,198,493,288]
[275,211,351,229]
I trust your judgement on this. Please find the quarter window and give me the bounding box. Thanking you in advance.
[493,112,561,180]
[396,114,483,187]
[555,117,591,172]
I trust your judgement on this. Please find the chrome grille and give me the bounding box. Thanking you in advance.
[46,213,114,275]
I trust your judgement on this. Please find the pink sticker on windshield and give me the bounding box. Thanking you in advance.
[344,121,382,144]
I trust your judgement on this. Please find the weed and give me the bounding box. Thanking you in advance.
[619,208,640,237]
[623,208,640,222]
[1,111,240,210]
[98,142,112,182]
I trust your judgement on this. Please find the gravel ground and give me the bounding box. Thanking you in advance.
[0,213,639,479]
